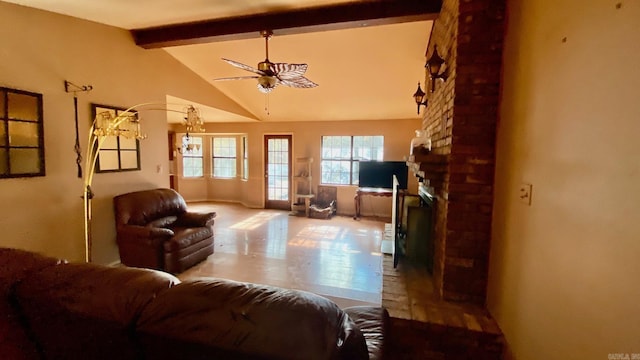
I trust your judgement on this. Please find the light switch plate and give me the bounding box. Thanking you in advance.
[519,183,532,205]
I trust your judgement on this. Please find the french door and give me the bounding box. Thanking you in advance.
[264,135,292,210]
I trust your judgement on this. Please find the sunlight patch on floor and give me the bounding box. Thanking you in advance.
[229,211,282,230]
[288,225,362,254]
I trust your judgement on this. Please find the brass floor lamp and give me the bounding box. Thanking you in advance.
[82,103,205,262]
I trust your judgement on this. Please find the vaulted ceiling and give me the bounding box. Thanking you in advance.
[3,0,440,122]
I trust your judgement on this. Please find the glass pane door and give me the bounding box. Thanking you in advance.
[264,135,292,210]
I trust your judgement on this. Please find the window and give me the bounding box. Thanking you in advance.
[0,87,45,178]
[212,137,236,178]
[321,136,383,185]
[182,135,203,177]
[91,104,141,173]
[241,136,248,180]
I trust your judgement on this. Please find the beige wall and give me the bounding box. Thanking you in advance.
[0,2,250,264]
[173,119,421,217]
[488,1,640,359]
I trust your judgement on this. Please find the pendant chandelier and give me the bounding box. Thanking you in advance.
[183,105,205,133]
[177,105,205,154]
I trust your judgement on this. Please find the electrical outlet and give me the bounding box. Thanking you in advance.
[519,183,532,205]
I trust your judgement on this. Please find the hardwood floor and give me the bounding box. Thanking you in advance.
[179,202,385,308]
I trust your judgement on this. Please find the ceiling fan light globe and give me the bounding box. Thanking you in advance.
[258,85,274,94]
[258,75,277,88]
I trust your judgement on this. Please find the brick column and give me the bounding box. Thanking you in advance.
[420,0,505,304]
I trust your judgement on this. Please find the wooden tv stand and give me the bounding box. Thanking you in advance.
[353,187,394,219]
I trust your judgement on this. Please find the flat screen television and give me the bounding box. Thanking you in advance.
[358,161,408,189]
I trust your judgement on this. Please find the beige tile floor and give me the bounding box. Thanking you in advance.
[179,202,385,308]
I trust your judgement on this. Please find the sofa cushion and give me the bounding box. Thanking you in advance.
[14,263,180,360]
[164,226,213,251]
[148,215,178,228]
[344,306,390,360]
[0,248,64,360]
[137,278,369,360]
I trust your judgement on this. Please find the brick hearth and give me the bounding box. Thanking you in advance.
[382,255,503,359]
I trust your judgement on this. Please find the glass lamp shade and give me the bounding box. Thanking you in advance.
[258,75,277,88]
[258,75,278,94]
[95,111,114,135]
[179,134,202,154]
[116,113,145,140]
[428,63,440,77]
[426,46,445,78]
[257,85,274,94]
[413,83,426,104]
[413,82,427,114]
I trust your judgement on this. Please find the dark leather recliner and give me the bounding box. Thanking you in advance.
[113,188,215,273]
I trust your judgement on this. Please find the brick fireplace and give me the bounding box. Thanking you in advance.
[417,0,506,305]
[381,1,507,356]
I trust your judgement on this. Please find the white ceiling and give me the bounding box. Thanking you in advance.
[3,0,432,123]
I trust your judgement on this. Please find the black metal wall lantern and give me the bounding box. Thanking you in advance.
[412,82,428,114]
[425,45,448,92]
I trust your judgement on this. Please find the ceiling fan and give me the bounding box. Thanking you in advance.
[213,30,318,94]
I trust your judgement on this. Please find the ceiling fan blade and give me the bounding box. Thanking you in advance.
[279,76,318,89]
[271,63,309,80]
[221,58,264,75]
[213,76,260,81]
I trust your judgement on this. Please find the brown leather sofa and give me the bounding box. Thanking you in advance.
[1,248,389,360]
[113,188,215,273]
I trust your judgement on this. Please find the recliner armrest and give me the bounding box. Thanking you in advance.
[176,212,216,228]
[117,225,174,247]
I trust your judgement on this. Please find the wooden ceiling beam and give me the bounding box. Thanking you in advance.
[132,0,442,49]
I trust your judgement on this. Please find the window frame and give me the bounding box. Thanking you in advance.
[212,136,237,179]
[181,135,204,178]
[0,87,45,178]
[320,135,384,186]
[241,135,249,180]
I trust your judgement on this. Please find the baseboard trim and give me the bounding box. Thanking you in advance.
[187,199,263,209]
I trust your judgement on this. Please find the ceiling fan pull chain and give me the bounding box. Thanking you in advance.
[265,93,270,115]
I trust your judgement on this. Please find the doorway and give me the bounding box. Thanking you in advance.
[264,135,292,210]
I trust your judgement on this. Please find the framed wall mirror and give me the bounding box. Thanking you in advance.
[0,87,45,178]
[91,103,141,173]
